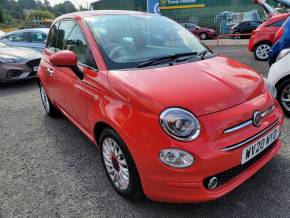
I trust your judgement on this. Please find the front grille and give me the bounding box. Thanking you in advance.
[26,58,41,70]
[204,141,276,189]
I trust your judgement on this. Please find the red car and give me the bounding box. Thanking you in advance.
[180,23,216,40]
[38,11,284,203]
[249,13,290,61]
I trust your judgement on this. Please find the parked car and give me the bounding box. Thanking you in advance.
[248,13,289,61]
[0,28,49,52]
[268,48,290,116]
[0,41,41,82]
[180,23,216,40]
[38,10,284,203]
[230,21,262,39]
[269,17,290,66]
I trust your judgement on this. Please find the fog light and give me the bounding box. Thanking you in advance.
[207,177,219,190]
[159,148,194,168]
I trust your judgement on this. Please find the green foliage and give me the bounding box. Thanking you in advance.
[0,0,79,28]
[0,8,4,23]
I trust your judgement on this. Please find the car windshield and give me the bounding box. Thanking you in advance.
[85,14,207,70]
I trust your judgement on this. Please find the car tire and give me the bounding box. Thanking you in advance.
[254,42,272,61]
[99,128,143,200]
[276,78,290,117]
[39,84,61,117]
[233,31,241,39]
[199,32,208,40]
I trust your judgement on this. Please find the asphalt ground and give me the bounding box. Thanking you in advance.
[0,46,289,218]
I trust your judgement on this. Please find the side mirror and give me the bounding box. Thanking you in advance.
[49,50,78,67]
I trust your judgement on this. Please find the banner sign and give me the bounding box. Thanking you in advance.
[159,0,205,9]
[147,0,161,14]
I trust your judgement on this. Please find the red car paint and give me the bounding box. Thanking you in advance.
[38,11,284,203]
[248,13,290,52]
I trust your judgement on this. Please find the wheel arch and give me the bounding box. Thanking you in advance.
[275,74,290,89]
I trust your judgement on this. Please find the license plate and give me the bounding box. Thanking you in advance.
[33,66,39,72]
[241,126,280,165]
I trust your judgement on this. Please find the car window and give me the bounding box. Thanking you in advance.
[85,15,207,70]
[31,32,47,43]
[56,20,76,51]
[6,32,28,42]
[268,18,286,27]
[47,23,59,51]
[54,20,97,69]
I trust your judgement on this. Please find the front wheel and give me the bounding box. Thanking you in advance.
[100,128,143,200]
[39,84,61,117]
[199,32,208,40]
[254,42,271,61]
[276,78,290,117]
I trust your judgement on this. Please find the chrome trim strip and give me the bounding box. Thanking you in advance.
[224,105,275,134]
[224,120,253,134]
[221,117,280,152]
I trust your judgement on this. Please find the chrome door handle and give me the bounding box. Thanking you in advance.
[47,68,54,76]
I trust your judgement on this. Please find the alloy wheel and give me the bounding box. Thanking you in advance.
[102,138,130,191]
[40,86,50,113]
[281,84,290,113]
[256,44,271,60]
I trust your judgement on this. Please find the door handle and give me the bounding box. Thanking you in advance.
[47,68,54,76]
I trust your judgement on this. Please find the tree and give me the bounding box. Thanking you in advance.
[0,8,4,23]
[53,1,77,16]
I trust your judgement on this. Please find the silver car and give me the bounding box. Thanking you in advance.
[0,28,49,52]
[0,42,41,82]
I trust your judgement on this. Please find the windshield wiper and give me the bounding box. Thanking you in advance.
[199,49,212,60]
[137,52,198,68]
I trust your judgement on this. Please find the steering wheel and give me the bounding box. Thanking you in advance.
[109,45,128,60]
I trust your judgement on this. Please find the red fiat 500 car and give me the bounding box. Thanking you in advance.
[248,13,289,61]
[38,11,284,203]
[180,23,216,40]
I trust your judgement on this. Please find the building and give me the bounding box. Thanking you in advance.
[91,0,281,33]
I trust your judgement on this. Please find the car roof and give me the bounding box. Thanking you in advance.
[55,10,152,21]
[0,28,49,37]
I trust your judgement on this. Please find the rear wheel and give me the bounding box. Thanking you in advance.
[100,128,143,200]
[39,84,61,117]
[276,78,290,117]
[233,31,241,39]
[199,32,208,40]
[254,42,271,61]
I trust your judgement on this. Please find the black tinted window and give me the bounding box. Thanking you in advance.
[47,23,59,51]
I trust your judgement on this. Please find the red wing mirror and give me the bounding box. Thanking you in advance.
[49,50,78,67]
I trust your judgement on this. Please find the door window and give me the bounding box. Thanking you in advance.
[6,32,28,42]
[31,32,47,43]
[268,19,286,27]
[47,23,59,51]
[56,19,97,69]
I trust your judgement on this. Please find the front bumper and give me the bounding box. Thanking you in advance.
[126,91,284,203]
[0,59,40,81]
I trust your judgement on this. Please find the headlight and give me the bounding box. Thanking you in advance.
[266,79,277,98]
[276,48,290,62]
[0,55,23,64]
[160,108,201,141]
[159,148,194,168]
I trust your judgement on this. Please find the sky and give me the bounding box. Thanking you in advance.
[43,0,98,8]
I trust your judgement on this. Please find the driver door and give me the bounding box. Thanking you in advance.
[52,20,93,130]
